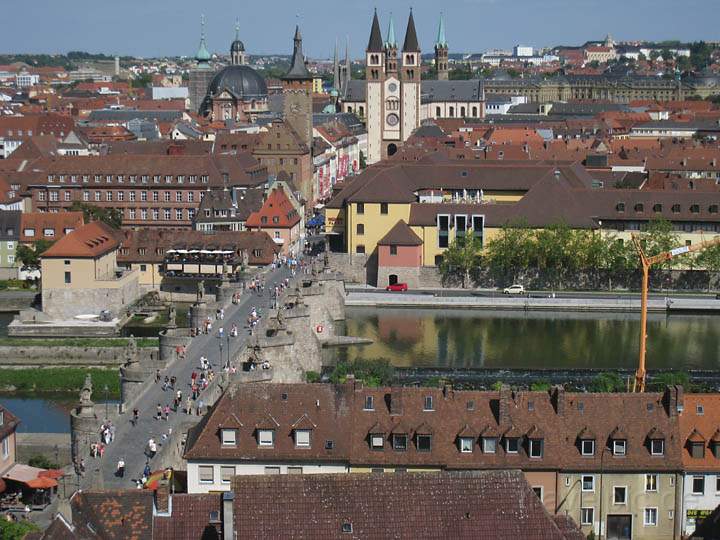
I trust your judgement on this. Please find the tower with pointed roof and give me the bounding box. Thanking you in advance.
[230,19,248,66]
[365,9,386,164]
[399,10,421,145]
[189,14,218,113]
[434,13,449,81]
[385,13,398,74]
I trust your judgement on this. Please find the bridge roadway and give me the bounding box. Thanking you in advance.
[91,265,291,489]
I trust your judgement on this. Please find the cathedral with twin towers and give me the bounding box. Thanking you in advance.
[340,10,486,164]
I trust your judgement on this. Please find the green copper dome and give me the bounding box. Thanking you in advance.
[195,15,212,64]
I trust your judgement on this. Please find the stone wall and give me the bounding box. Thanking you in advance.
[377,266,421,289]
[327,253,368,284]
[0,345,156,368]
[0,291,35,312]
[42,274,141,319]
[16,433,71,467]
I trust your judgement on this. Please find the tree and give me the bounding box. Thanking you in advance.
[642,218,680,270]
[16,239,54,269]
[695,244,720,290]
[439,236,483,288]
[130,72,152,88]
[484,221,534,284]
[70,202,123,229]
[359,150,367,170]
[0,520,40,540]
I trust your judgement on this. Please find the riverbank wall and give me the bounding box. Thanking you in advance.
[0,291,36,312]
[16,433,71,467]
[0,346,157,368]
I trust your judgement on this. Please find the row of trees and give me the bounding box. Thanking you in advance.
[440,219,720,288]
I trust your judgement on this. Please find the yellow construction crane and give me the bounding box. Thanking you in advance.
[630,234,720,392]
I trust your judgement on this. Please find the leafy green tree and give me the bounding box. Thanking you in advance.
[439,236,483,288]
[590,372,625,392]
[359,150,367,169]
[643,218,680,270]
[131,72,152,88]
[695,244,720,290]
[15,239,54,269]
[484,221,534,284]
[0,519,40,540]
[70,202,123,229]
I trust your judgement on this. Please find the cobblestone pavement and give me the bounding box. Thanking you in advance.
[89,265,292,489]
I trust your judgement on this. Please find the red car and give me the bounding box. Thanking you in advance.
[386,283,408,292]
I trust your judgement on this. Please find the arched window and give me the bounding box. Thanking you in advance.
[472,107,478,117]
[358,106,364,116]
[436,106,441,117]
[449,106,455,118]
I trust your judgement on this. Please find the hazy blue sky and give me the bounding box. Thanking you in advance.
[1,0,718,59]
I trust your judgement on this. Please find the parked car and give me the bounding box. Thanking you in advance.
[503,284,525,295]
[386,283,409,292]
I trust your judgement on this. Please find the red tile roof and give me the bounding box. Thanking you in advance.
[246,187,300,229]
[41,220,120,258]
[20,211,84,243]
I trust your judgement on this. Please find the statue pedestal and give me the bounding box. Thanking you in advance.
[190,301,210,331]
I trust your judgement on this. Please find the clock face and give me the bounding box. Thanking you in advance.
[388,82,398,92]
[386,113,399,126]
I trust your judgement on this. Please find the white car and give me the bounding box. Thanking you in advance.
[503,284,525,295]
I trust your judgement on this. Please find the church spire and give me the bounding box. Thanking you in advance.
[385,12,397,48]
[283,24,311,80]
[402,9,420,52]
[195,14,211,63]
[436,12,447,47]
[367,9,383,52]
[235,18,240,41]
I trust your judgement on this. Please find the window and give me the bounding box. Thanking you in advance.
[295,429,311,448]
[221,429,237,446]
[50,191,58,202]
[258,429,274,447]
[356,223,364,235]
[164,192,171,202]
[198,465,214,483]
[613,440,626,456]
[393,434,407,451]
[38,192,46,201]
[634,203,644,212]
[342,523,353,533]
[691,204,700,214]
[581,507,594,526]
[693,475,705,495]
[423,396,434,411]
[616,202,625,212]
[438,214,450,248]
[23,228,35,238]
[356,245,365,254]
[672,204,681,213]
[710,204,719,214]
[529,439,543,458]
[482,437,497,454]
[581,439,595,456]
[357,203,364,214]
[64,272,71,284]
[691,442,705,459]
[370,434,384,450]
[459,437,474,453]
[653,203,663,213]
[176,209,183,221]
[364,396,374,410]
[505,438,519,454]
[380,203,388,215]
[163,209,170,221]
[646,474,657,492]
[613,486,627,504]
[582,475,595,492]
[152,192,159,202]
[644,507,658,526]
[390,245,397,255]
[650,439,664,456]
[140,209,147,220]
[716,476,720,493]
[288,466,303,474]
[264,466,280,475]
[417,435,432,452]
[82,191,89,201]
[220,466,235,483]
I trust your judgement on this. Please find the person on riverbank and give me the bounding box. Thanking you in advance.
[155,370,161,383]
[132,408,139,426]
[116,459,125,478]
[147,439,157,458]
[156,404,162,420]
[185,396,193,415]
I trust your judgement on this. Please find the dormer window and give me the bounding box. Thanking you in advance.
[581,439,595,456]
[650,439,664,456]
[393,434,407,451]
[616,202,625,212]
[221,429,237,446]
[423,396,434,411]
[613,440,627,456]
[482,437,497,454]
[364,396,374,411]
[294,429,311,448]
[417,434,432,452]
[257,429,275,447]
[528,438,544,459]
[459,437,474,453]
[370,434,384,450]
[505,438,519,454]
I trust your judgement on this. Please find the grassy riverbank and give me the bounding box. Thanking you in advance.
[0,337,158,348]
[0,368,120,397]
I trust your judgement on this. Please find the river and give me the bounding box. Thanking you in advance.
[337,307,720,370]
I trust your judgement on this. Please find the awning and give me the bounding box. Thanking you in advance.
[272,238,285,244]
[2,464,57,489]
[39,469,65,480]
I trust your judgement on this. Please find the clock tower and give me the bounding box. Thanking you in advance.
[282,25,313,150]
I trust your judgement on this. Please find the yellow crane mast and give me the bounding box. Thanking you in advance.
[630,234,720,392]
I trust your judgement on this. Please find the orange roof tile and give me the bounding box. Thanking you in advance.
[41,221,119,258]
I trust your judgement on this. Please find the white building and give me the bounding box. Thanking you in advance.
[514,45,534,57]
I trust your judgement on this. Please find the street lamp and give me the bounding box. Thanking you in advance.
[103,385,109,420]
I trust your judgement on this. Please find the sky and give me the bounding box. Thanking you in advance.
[1,0,718,59]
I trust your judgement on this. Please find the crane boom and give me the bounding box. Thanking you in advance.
[631,234,720,392]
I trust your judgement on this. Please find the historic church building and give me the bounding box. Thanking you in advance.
[341,10,486,164]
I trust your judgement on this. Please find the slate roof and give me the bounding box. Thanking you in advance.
[230,471,577,539]
[87,109,182,123]
[41,221,120,259]
[421,80,484,103]
[367,10,384,52]
[402,11,420,53]
[377,219,422,246]
[283,26,312,81]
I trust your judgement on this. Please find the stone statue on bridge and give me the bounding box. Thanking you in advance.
[80,374,93,405]
[197,280,205,303]
[124,337,139,366]
[168,305,177,328]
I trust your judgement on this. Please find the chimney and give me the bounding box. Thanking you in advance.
[442,383,454,400]
[155,478,170,514]
[498,384,511,426]
[389,389,403,415]
[551,386,565,416]
[664,384,685,417]
[222,491,235,540]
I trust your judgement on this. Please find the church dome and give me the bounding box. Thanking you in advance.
[207,65,267,99]
[231,39,245,53]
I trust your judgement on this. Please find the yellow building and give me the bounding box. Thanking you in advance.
[40,221,140,319]
[312,77,324,94]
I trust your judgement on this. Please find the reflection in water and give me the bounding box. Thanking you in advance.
[341,307,720,370]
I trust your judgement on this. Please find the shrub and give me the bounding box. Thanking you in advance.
[589,372,625,393]
[28,455,59,469]
[305,371,321,383]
